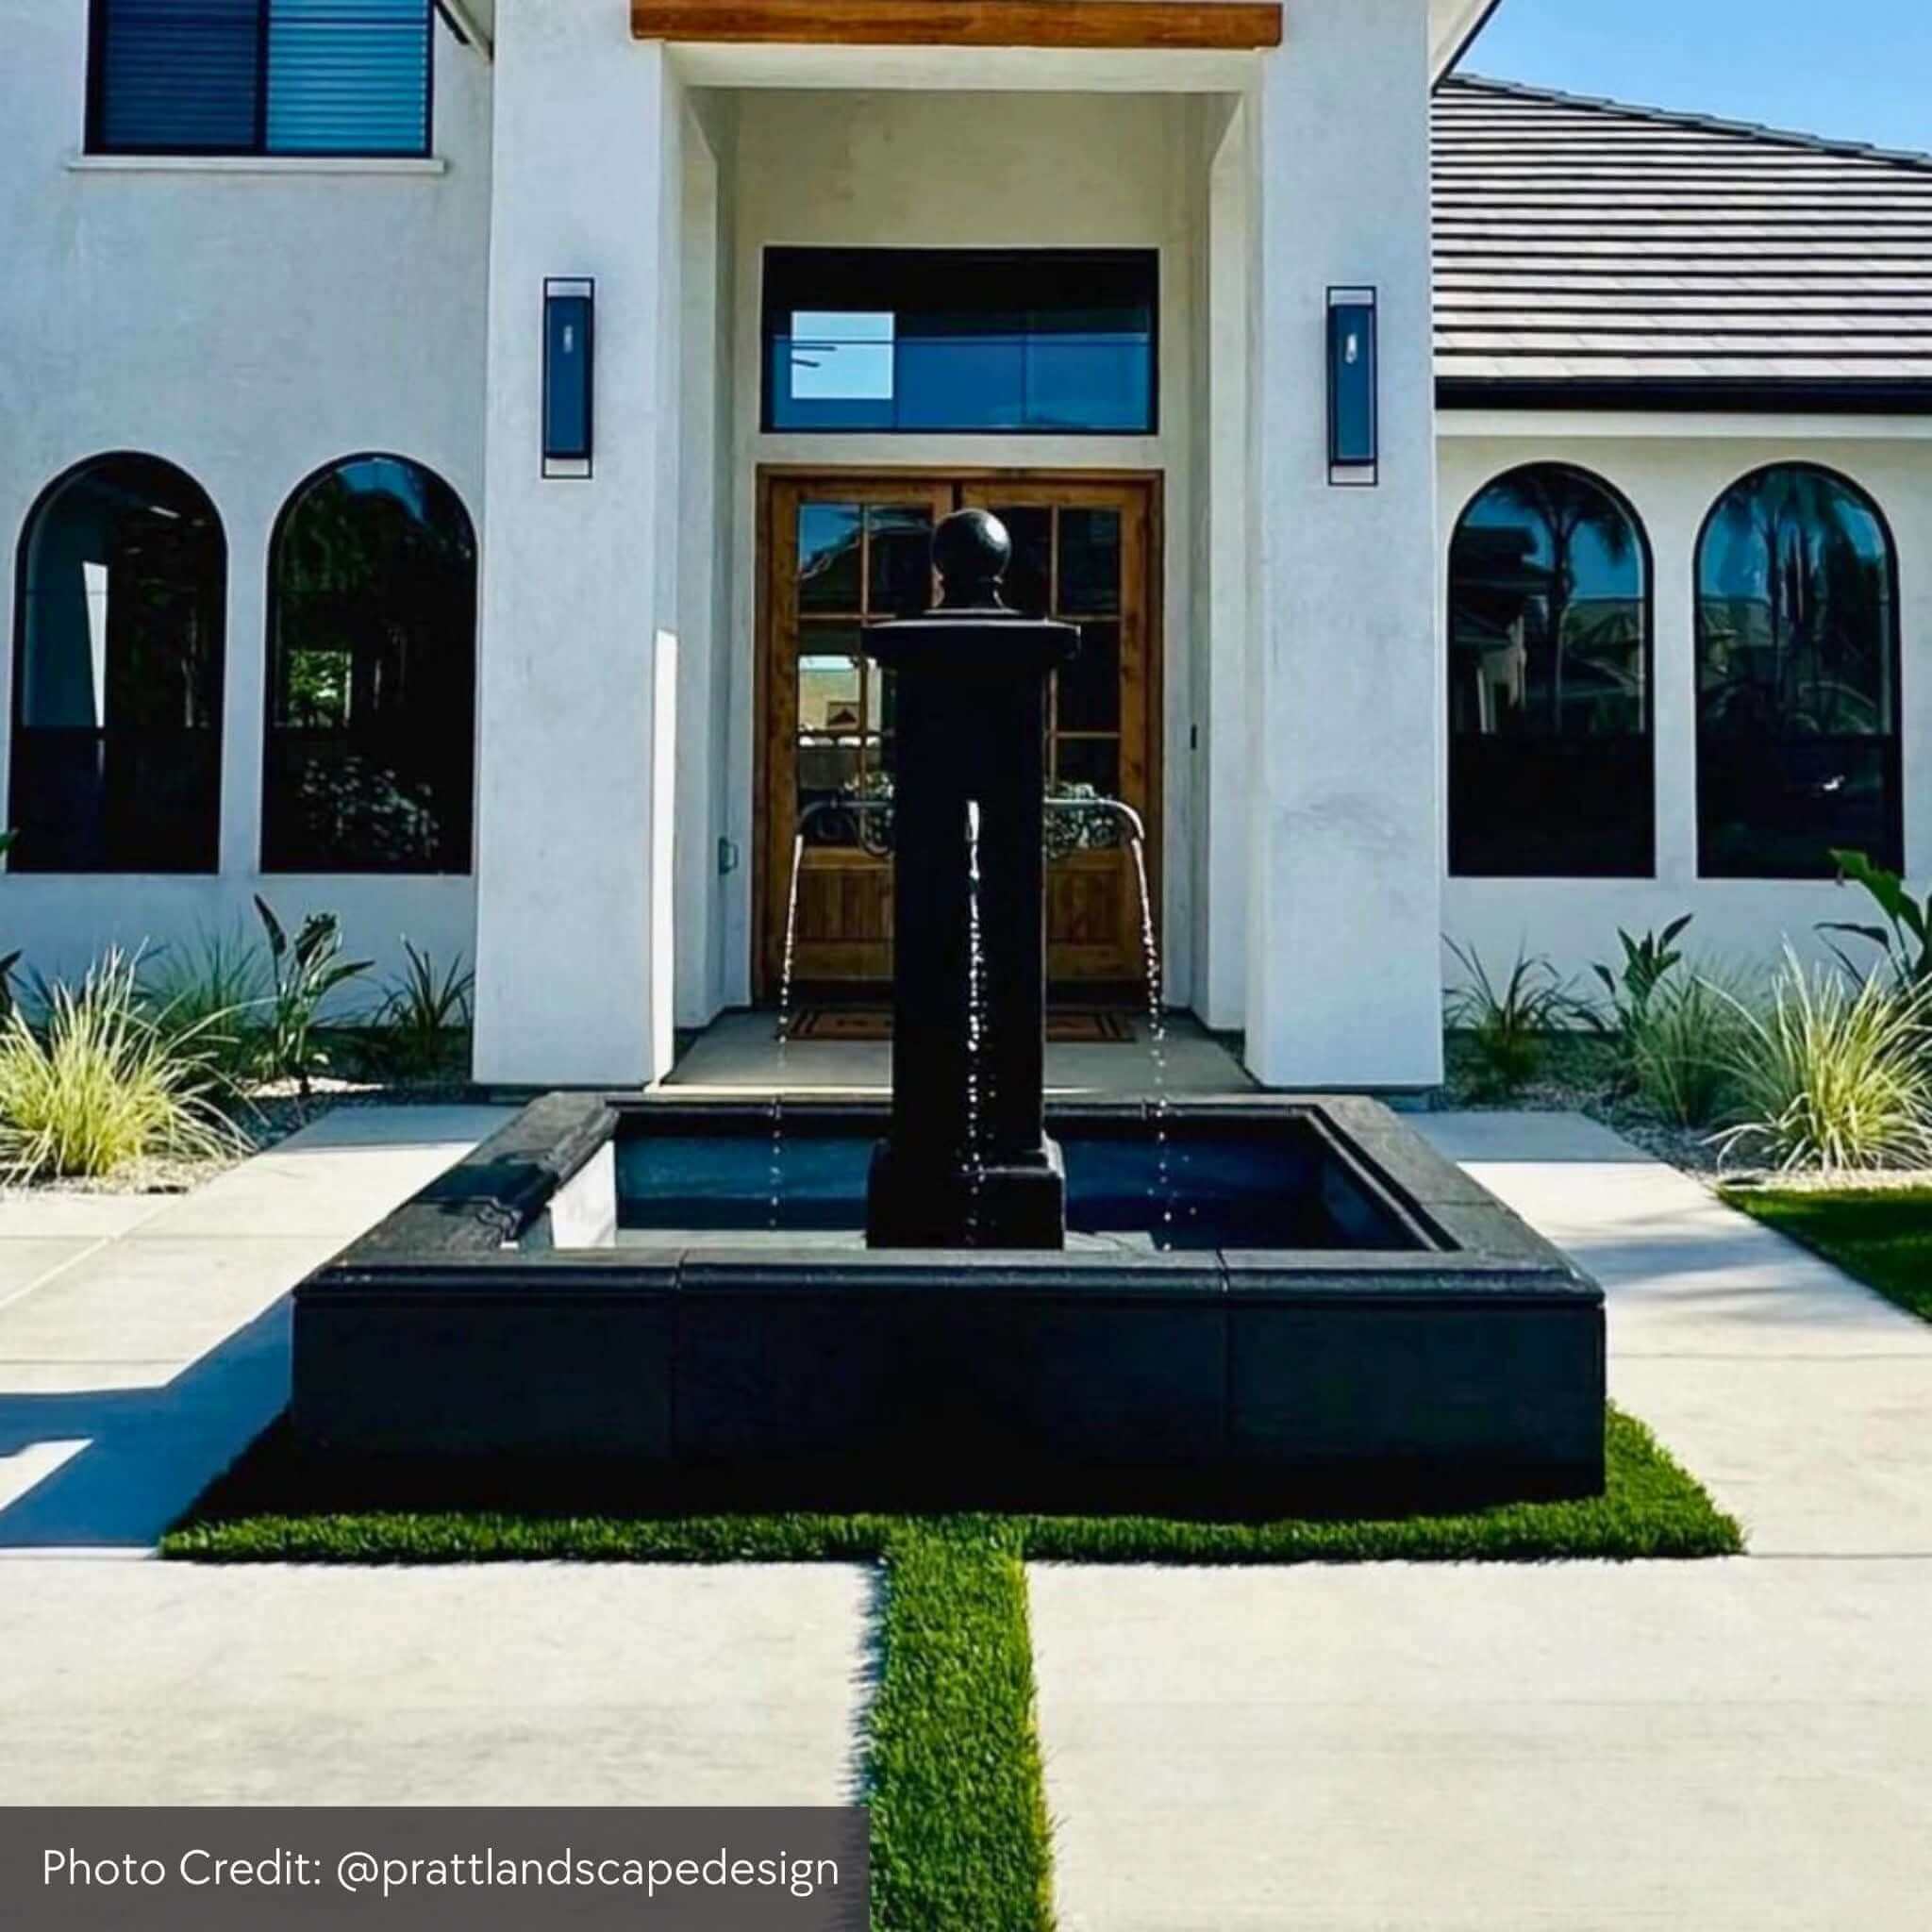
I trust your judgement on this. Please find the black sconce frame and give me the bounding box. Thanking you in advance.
[1326,285,1379,489]
[543,276,595,480]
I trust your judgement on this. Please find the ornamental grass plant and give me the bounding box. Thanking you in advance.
[1628,964,1757,1129]
[1716,948,1932,1174]
[0,950,242,1183]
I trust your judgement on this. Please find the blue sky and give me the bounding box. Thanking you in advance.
[1463,0,1932,156]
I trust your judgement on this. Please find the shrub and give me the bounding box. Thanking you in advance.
[255,897,372,1096]
[365,941,474,1083]
[1716,949,1932,1174]
[1444,941,1579,1098]
[0,951,242,1182]
[1822,849,1931,992]
[1588,916,1692,1089]
[1629,967,1754,1128]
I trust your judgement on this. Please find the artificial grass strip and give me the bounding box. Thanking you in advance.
[159,1407,1739,1565]
[866,1524,1054,1932]
[1021,1408,1740,1564]
[1724,1186,1932,1324]
[161,1505,893,1566]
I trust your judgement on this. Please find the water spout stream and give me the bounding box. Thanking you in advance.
[769,829,806,1228]
[963,799,989,1245]
[1126,832,1175,1244]
[1044,796,1177,1241]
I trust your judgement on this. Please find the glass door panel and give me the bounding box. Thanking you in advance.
[965,487,1151,987]
[764,480,950,991]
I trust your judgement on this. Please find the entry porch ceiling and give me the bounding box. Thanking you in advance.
[629,1,1499,83]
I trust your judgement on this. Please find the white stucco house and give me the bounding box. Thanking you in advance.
[2,0,1927,1090]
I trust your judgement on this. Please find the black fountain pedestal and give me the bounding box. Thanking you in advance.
[863,510,1079,1250]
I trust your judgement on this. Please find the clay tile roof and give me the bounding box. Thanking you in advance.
[1434,75,1932,408]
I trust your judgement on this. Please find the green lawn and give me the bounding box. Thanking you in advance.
[163,1408,1738,1932]
[1725,1186,1932,1324]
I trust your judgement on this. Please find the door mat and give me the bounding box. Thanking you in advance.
[788,1008,1136,1044]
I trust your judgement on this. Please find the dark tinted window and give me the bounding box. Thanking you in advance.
[1448,465,1653,877]
[263,456,475,874]
[1696,465,1902,879]
[763,250,1158,434]
[91,0,432,158]
[9,456,225,874]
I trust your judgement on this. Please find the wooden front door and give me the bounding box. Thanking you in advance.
[758,471,1159,997]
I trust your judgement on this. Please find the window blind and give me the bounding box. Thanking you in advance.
[91,0,432,157]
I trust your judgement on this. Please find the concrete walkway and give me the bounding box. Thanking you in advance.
[0,1104,508,1546]
[0,1106,871,1807]
[1421,1111,1932,1556]
[1035,1112,1932,1931]
[0,1560,870,1805]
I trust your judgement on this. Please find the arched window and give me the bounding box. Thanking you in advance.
[1448,464,1653,876]
[9,454,225,873]
[1696,464,1902,878]
[264,455,476,874]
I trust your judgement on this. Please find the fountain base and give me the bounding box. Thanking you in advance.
[289,1094,1609,1507]
[866,1136,1067,1250]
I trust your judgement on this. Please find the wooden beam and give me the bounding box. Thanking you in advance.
[630,1,1283,52]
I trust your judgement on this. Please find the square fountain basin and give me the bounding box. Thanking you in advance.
[291,1094,1607,1504]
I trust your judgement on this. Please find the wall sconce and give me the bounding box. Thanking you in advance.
[543,277,594,478]
[1326,287,1378,488]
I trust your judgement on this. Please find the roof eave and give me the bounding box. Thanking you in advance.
[1438,375,1932,417]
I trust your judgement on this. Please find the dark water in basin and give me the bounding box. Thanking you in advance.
[611,1117,1421,1253]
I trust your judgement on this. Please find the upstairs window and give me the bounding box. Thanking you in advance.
[88,0,434,158]
[1448,464,1654,877]
[1696,464,1903,878]
[763,249,1158,435]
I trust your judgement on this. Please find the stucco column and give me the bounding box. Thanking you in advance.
[1197,99,1252,1035]
[473,4,683,1086]
[1242,0,1444,1089]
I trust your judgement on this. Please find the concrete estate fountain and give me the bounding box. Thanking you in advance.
[290,517,1607,1507]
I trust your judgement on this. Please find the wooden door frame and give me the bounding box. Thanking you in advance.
[753,463,1165,1003]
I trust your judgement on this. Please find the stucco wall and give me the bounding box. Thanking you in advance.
[1439,419,1932,986]
[1241,7,1444,1089]
[0,2,490,991]
[471,7,687,1085]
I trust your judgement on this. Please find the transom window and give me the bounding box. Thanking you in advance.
[763,249,1158,435]
[1696,464,1903,878]
[88,0,434,158]
[1447,464,1655,878]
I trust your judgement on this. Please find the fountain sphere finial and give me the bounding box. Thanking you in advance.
[933,508,1011,610]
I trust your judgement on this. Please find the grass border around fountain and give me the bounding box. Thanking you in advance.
[162,1406,1739,1566]
[162,1408,1739,1932]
